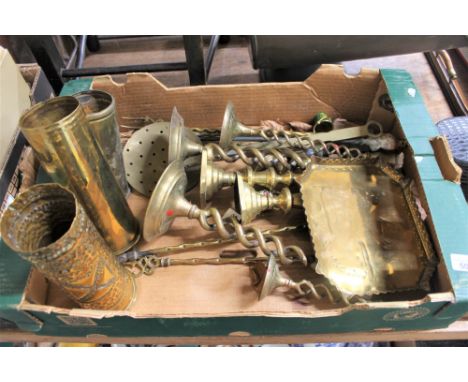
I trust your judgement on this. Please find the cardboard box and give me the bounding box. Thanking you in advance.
[1,65,467,338]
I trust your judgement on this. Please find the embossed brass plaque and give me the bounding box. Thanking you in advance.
[299,159,437,297]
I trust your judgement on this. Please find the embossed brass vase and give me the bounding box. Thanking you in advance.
[19,96,139,254]
[73,90,130,196]
[0,184,135,310]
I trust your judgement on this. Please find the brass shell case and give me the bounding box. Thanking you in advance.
[73,90,130,196]
[19,96,140,254]
[0,184,135,310]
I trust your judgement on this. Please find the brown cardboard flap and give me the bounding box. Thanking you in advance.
[92,72,341,128]
[430,136,462,184]
[304,65,381,123]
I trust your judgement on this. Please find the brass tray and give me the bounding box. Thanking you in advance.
[298,158,437,297]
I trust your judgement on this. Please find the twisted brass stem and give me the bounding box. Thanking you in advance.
[191,207,308,266]
[258,129,363,158]
[206,140,361,173]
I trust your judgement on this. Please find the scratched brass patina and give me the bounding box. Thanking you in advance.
[18,96,140,254]
[0,184,135,310]
[298,158,437,297]
[73,90,130,196]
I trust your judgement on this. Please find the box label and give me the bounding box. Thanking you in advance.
[450,254,468,272]
[56,315,97,327]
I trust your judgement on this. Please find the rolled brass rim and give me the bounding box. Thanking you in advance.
[143,159,188,241]
[73,90,114,122]
[199,149,211,207]
[0,183,79,259]
[19,96,80,133]
[219,102,237,149]
[19,95,140,255]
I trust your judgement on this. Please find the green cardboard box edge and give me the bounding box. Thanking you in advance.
[1,69,467,338]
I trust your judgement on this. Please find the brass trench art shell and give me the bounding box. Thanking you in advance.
[18,96,140,255]
[123,121,199,196]
[0,184,135,310]
[298,158,438,297]
[73,90,130,196]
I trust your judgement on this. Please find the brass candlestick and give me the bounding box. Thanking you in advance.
[167,108,362,174]
[258,256,335,301]
[219,102,383,150]
[143,160,306,266]
[143,160,336,303]
[234,176,302,224]
[199,148,295,207]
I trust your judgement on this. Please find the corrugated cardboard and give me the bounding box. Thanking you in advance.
[1,65,467,338]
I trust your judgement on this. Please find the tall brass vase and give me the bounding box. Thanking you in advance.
[0,184,135,310]
[73,90,130,196]
[19,96,139,254]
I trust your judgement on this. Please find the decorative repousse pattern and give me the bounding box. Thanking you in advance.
[1,184,135,310]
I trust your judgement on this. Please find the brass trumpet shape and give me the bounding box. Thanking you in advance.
[19,96,140,254]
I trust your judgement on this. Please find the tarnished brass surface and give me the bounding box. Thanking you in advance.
[143,160,336,303]
[143,159,194,241]
[19,96,140,254]
[234,175,300,223]
[219,102,383,149]
[298,158,438,297]
[199,148,294,207]
[123,121,170,195]
[199,148,236,207]
[257,256,335,302]
[0,184,135,310]
[122,121,200,196]
[166,108,365,174]
[73,90,130,196]
[168,108,203,162]
[219,102,257,148]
